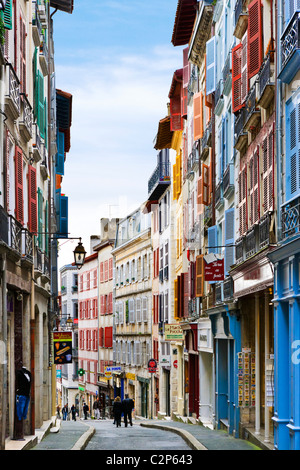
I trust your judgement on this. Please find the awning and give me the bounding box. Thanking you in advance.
[171,0,197,46]
[154,116,173,150]
[50,0,74,14]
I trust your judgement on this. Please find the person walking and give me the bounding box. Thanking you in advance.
[122,394,134,427]
[71,404,77,421]
[93,398,100,420]
[56,405,61,419]
[83,402,89,420]
[62,403,68,421]
[113,396,123,428]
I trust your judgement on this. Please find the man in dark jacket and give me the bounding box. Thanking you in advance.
[122,394,134,427]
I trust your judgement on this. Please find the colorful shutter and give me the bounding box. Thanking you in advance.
[37,71,45,138]
[170,91,183,131]
[56,131,65,176]
[20,15,26,93]
[183,46,190,88]
[196,255,204,297]
[225,208,235,275]
[181,86,188,119]
[183,272,189,318]
[1,0,12,29]
[15,146,24,225]
[174,278,179,319]
[194,92,203,141]
[206,36,216,95]
[262,128,274,213]
[59,194,68,237]
[232,43,242,113]
[37,188,43,247]
[241,31,248,104]
[247,0,263,79]
[202,163,210,206]
[238,164,248,235]
[208,225,218,254]
[28,165,37,234]
[249,148,260,224]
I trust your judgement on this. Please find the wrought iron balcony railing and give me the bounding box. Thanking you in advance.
[244,84,261,131]
[234,0,248,39]
[148,162,171,200]
[282,197,300,239]
[5,64,20,119]
[234,107,247,151]
[223,163,235,199]
[0,205,9,245]
[8,215,22,255]
[245,226,257,259]
[215,180,224,209]
[257,54,275,109]
[223,277,234,301]
[21,229,33,264]
[235,237,244,265]
[20,93,33,141]
[279,12,300,84]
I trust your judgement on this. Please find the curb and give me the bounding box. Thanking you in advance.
[71,424,95,450]
[139,423,207,451]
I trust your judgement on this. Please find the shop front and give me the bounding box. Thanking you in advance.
[198,320,214,428]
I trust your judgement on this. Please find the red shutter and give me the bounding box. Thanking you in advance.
[239,164,248,235]
[109,258,113,280]
[194,92,203,141]
[170,92,183,131]
[104,260,108,282]
[28,165,37,234]
[249,148,260,225]
[202,164,210,206]
[99,328,104,347]
[15,146,24,225]
[105,327,113,348]
[100,262,104,282]
[247,0,263,79]
[181,86,188,119]
[196,255,204,298]
[232,44,243,113]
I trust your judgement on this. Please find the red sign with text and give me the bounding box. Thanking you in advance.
[204,258,224,282]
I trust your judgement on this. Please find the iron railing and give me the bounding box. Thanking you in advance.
[281,12,300,72]
[282,197,300,239]
[8,215,22,254]
[258,54,274,100]
[148,162,170,195]
[223,163,234,198]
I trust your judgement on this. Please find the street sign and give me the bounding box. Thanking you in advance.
[148,358,157,373]
[204,254,224,282]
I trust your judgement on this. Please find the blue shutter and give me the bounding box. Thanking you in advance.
[225,208,235,275]
[286,91,300,202]
[206,36,216,95]
[208,225,218,254]
[285,0,300,25]
[59,194,68,237]
[56,132,65,176]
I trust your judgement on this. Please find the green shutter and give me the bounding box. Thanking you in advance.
[45,200,49,255]
[44,98,48,149]
[0,0,12,30]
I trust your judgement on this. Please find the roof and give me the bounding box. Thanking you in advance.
[154,116,173,150]
[50,0,74,14]
[171,0,197,47]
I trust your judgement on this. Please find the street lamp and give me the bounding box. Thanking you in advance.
[73,238,86,269]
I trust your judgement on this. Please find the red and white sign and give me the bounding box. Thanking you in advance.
[204,254,224,282]
[173,360,178,369]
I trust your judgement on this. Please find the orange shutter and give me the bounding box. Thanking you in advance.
[174,279,179,319]
[196,255,204,297]
[173,163,177,200]
[194,92,203,141]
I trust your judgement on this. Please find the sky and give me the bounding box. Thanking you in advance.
[51,0,183,271]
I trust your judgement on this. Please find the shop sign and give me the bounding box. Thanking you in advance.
[160,355,171,367]
[105,366,122,373]
[204,254,224,281]
[126,372,136,381]
[53,332,72,365]
[164,324,184,341]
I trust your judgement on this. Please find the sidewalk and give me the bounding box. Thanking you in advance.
[11,415,262,451]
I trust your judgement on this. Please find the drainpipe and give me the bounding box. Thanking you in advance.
[264,290,270,443]
[0,254,7,450]
[255,293,260,435]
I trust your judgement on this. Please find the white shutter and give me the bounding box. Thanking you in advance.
[129,298,135,323]
[115,301,119,325]
[241,31,248,104]
[142,297,148,323]
[119,301,123,324]
[136,298,142,323]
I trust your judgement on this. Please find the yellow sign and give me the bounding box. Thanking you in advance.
[164,324,184,341]
[104,367,112,378]
[126,372,136,381]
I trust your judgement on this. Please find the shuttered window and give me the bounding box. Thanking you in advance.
[208,225,218,254]
[247,0,263,79]
[28,165,37,234]
[0,0,12,29]
[241,31,248,104]
[56,131,65,176]
[174,278,179,319]
[196,255,204,297]
[20,15,26,94]
[15,146,24,225]
[194,92,204,141]
[225,208,235,275]
[202,163,210,206]
[249,148,260,225]
[238,164,248,235]
[183,46,190,88]
[206,36,216,95]
[170,91,183,131]
[262,126,274,213]
[104,327,113,349]
[285,92,300,202]
[232,43,242,113]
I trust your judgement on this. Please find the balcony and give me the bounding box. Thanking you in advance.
[189,1,214,66]
[0,206,9,246]
[187,221,201,249]
[32,0,42,47]
[259,212,274,249]
[245,226,258,259]
[215,283,223,304]
[19,94,33,142]
[244,84,261,132]
[215,79,224,116]
[234,108,248,152]
[5,64,20,120]
[235,236,245,265]
[222,51,232,96]
[257,54,275,109]
[39,36,49,76]
[215,180,224,210]
[8,215,22,259]
[282,197,300,239]
[200,121,212,161]
[234,0,249,39]
[32,123,43,163]
[148,162,171,201]
[204,204,213,230]
[34,246,43,275]
[279,12,300,84]
[223,163,235,199]
[223,277,234,301]
[21,229,33,266]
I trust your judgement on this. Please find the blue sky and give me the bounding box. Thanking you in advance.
[52,0,183,268]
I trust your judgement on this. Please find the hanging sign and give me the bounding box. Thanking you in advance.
[204,254,224,281]
[164,324,184,341]
[148,359,157,373]
[53,332,72,364]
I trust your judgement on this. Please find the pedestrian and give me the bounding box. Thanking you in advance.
[62,403,68,421]
[113,396,123,428]
[56,405,61,419]
[122,394,134,427]
[71,404,76,421]
[83,402,89,420]
[93,398,100,420]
